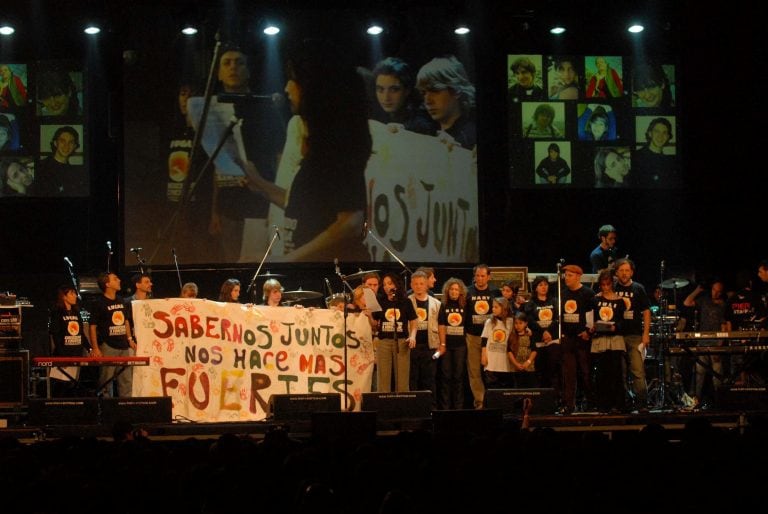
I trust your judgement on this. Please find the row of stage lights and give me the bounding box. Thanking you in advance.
[0,22,645,38]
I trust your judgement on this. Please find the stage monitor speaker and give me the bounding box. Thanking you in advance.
[311,411,377,445]
[361,391,432,420]
[716,385,768,411]
[0,350,28,407]
[28,398,100,425]
[268,393,341,421]
[431,408,503,438]
[101,397,173,425]
[485,388,556,415]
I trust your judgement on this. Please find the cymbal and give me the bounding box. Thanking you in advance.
[282,289,323,301]
[257,272,285,278]
[660,278,689,289]
[342,269,380,281]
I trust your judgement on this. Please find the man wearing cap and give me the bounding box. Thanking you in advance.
[559,264,595,414]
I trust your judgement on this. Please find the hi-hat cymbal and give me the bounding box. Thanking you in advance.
[282,289,323,301]
[660,278,689,289]
[342,269,380,281]
[257,272,285,278]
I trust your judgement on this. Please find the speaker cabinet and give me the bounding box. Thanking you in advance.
[0,350,28,407]
[485,388,556,415]
[716,385,768,411]
[361,391,433,420]
[431,409,503,438]
[101,396,173,425]
[268,393,341,421]
[28,398,100,425]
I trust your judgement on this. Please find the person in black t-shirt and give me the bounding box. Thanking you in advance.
[48,285,89,397]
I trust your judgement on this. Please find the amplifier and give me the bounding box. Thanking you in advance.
[716,385,768,411]
[361,391,433,420]
[101,396,173,425]
[268,393,341,421]
[28,398,100,425]
[0,350,28,406]
[485,388,556,415]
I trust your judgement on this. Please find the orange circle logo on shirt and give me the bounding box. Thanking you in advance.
[599,306,614,321]
[112,311,125,326]
[475,300,489,315]
[67,321,80,336]
[447,312,463,326]
[385,308,400,322]
[564,300,577,314]
[416,307,427,321]
[492,329,507,343]
[539,308,553,321]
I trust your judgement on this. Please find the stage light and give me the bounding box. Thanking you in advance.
[263,25,280,36]
[0,25,14,36]
[454,25,470,35]
[84,25,101,35]
[181,25,198,36]
[628,23,645,33]
[367,24,383,35]
[550,26,566,35]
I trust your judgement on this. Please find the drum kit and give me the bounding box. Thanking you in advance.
[323,269,379,308]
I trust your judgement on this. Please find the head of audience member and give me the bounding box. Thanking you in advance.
[758,260,768,284]
[37,67,80,116]
[644,117,673,153]
[372,57,415,118]
[219,278,241,303]
[441,277,467,308]
[180,282,198,298]
[262,279,283,306]
[633,62,672,108]
[0,158,33,195]
[49,126,80,164]
[416,55,475,129]
[510,57,537,90]
[218,44,250,93]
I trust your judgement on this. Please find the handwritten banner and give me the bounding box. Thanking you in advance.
[131,299,374,422]
[365,120,479,262]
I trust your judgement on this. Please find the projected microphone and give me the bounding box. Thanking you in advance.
[334,258,340,276]
[361,219,369,238]
[273,225,281,240]
[216,92,284,106]
[130,247,143,254]
[64,257,74,267]
[172,248,177,257]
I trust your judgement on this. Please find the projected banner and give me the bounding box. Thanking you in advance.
[131,299,374,422]
[364,120,479,263]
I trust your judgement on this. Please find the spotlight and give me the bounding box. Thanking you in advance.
[84,25,101,35]
[454,25,470,35]
[181,25,198,36]
[367,24,383,35]
[263,25,280,36]
[627,23,644,33]
[550,26,566,35]
[0,25,14,36]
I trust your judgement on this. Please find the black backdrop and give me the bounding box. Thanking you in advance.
[0,1,764,354]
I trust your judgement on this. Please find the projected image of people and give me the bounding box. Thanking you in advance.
[0,64,28,109]
[578,104,616,141]
[34,125,88,196]
[371,57,434,134]
[0,114,20,151]
[523,103,564,138]
[633,116,676,187]
[0,157,34,196]
[632,62,674,108]
[37,66,82,117]
[548,56,580,100]
[416,55,476,150]
[594,147,631,188]
[585,56,624,99]
[508,55,545,103]
[535,142,571,185]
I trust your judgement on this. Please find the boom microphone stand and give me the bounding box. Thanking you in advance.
[334,259,354,411]
[363,224,413,277]
[246,225,281,302]
[171,248,183,291]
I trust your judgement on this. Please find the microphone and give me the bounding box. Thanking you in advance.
[661,260,665,272]
[130,247,143,253]
[64,257,73,267]
[172,248,177,257]
[273,225,280,240]
[106,240,112,251]
[361,219,369,238]
[216,92,284,106]
[325,278,333,295]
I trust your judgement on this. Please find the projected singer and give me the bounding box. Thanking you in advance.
[240,39,372,262]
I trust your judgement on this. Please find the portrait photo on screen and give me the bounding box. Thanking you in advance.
[534,141,572,185]
[36,124,88,196]
[632,115,678,188]
[36,64,83,118]
[0,113,21,152]
[521,101,566,139]
[593,146,631,188]
[632,62,675,109]
[577,103,617,142]
[0,64,29,110]
[0,156,34,197]
[584,56,625,99]
[547,55,582,101]
[508,54,545,104]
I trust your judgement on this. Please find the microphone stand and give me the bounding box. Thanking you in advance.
[65,260,81,302]
[364,227,413,277]
[657,259,668,410]
[556,259,564,341]
[246,226,280,301]
[132,249,148,275]
[106,244,113,274]
[172,249,183,291]
[335,262,354,411]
